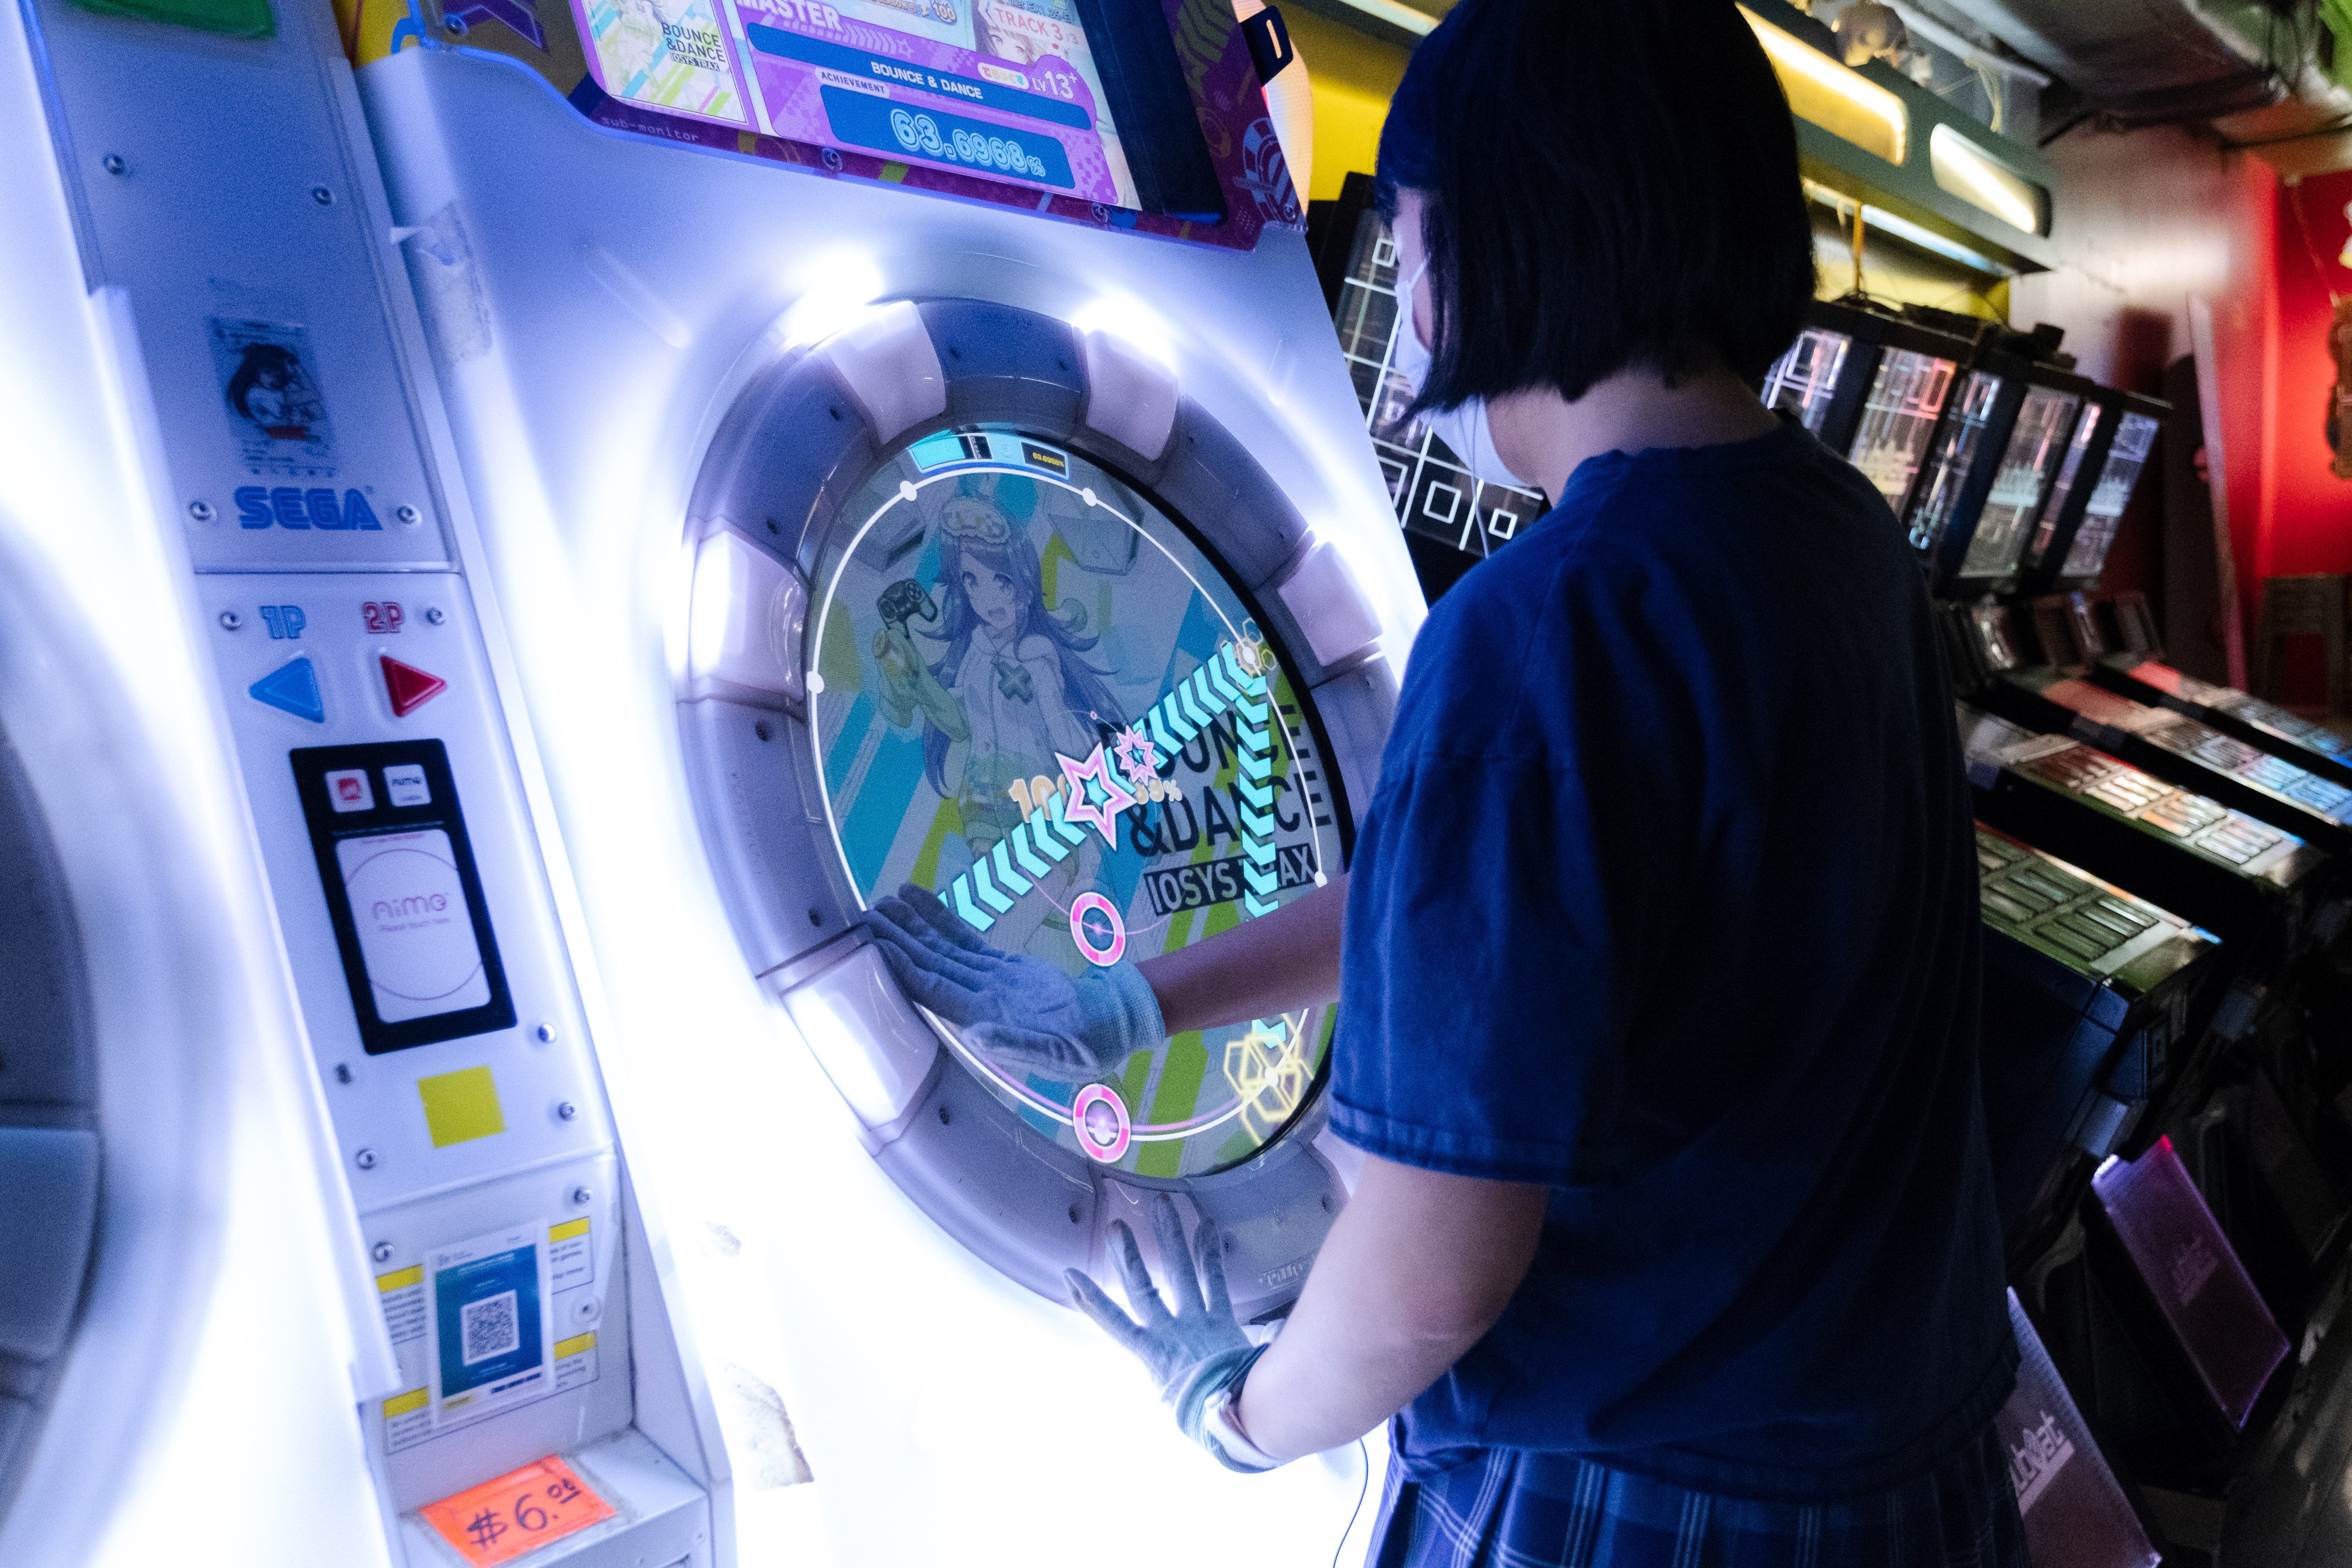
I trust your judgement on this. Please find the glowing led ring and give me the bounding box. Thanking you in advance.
[1073,1084,1131,1163]
[1069,891,1126,967]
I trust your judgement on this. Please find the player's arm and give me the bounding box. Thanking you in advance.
[1136,871,1347,1033]
[1237,1153,1544,1458]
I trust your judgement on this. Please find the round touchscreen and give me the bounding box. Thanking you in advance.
[805,424,1339,1178]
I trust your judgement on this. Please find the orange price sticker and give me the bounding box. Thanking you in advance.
[419,1455,617,1567]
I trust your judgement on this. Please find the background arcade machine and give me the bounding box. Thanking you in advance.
[1967,597,2352,861]
[1763,296,1978,527]
[345,1,1412,1563]
[2088,592,2352,791]
[0,20,391,1562]
[13,0,736,1561]
[1321,187,1549,600]
[1904,329,2096,605]
[2014,389,2162,603]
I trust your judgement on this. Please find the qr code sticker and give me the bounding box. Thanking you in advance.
[460,1289,520,1365]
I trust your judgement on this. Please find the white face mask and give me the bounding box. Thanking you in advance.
[1389,256,1528,491]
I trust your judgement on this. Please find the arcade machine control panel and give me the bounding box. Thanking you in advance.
[1967,603,2352,858]
[2075,591,2352,792]
[1974,824,2215,1266]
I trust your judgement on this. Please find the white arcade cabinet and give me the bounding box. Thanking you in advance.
[10,0,736,1559]
[348,0,1418,1561]
[0,11,389,1563]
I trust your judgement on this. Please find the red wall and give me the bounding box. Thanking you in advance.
[2216,166,2352,704]
[2266,172,2352,583]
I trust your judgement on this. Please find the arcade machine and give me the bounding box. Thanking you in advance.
[1326,199,1549,598]
[1952,621,2327,963]
[1880,333,2332,1511]
[336,0,1412,1563]
[1971,824,2216,1265]
[2088,592,2352,790]
[2014,389,2160,601]
[1761,296,1979,526]
[0,16,391,1561]
[1999,380,2352,792]
[14,0,737,1561]
[1968,598,2352,859]
[1906,333,2097,603]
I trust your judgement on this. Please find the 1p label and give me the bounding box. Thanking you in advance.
[418,1454,616,1566]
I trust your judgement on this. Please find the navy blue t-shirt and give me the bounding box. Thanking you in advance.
[1331,418,2013,1503]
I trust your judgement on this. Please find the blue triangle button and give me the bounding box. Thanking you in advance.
[249,657,325,723]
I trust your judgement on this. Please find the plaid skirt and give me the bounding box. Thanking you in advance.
[1368,1424,2027,1568]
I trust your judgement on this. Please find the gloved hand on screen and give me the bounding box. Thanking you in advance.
[1067,1195,1279,1473]
[860,883,1164,1081]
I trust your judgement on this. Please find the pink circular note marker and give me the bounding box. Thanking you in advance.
[1069,891,1126,967]
[1073,1084,1131,1163]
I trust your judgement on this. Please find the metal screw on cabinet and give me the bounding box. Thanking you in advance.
[355,1147,379,1170]
[371,1241,393,1264]
[570,1185,593,1206]
[424,606,447,625]
[557,1100,579,1121]
[536,1022,557,1043]
[396,504,421,526]
[310,185,334,206]
[442,11,466,32]
[101,153,125,175]
[218,610,242,631]
[822,146,844,170]
[187,499,215,522]
[575,1299,597,1322]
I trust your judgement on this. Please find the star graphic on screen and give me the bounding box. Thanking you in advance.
[1056,743,1137,847]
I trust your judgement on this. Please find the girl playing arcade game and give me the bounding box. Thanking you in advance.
[862,0,2021,1561]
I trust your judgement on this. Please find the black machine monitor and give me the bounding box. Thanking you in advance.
[1839,319,1976,523]
[1760,299,1975,523]
[1907,348,2096,597]
[2021,393,2168,594]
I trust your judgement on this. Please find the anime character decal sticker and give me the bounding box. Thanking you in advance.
[208,317,337,475]
[808,424,1338,1177]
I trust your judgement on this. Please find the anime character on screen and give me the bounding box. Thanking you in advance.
[872,476,1119,956]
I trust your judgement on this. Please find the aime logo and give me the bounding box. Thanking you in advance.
[235,485,383,531]
[374,892,450,920]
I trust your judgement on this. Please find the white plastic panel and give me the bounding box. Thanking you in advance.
[1276,538,1384,670]
[1081,327,1179,462]
[21,0,454,572]
[686,529,806,707]
[820,300,947,445]
[777,945,942,1133]
[193,571,613,1210]
[359,1153,631,1510]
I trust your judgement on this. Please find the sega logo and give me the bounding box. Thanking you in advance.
[234,485,383,532]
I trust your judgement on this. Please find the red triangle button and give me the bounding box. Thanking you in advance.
[381,655,449,717]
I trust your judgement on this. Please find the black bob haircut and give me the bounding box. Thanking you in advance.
[1378,0,1816,412]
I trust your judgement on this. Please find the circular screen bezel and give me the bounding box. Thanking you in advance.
[801,420,1353,1181]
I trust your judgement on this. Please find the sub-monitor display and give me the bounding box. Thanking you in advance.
[806,424,1341,1177]
[570,0,1140,206]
